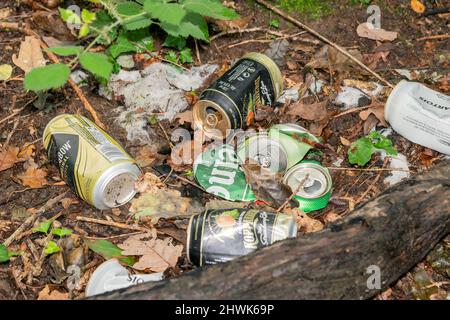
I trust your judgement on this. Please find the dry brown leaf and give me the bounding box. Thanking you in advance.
[37,285,69,300]
[0,8,12,19]
[306,45,364,74]
[60,198,78,210]
[12,36,46,73]
[212,15,252,32]
[174,110,193,125]
[356,23,398,42]
[340,136,351,146]
[0,145,34,172]
[294,210,324,233]
[286,100,328,121]
[363,113,380,134]
[411,0,426,13]
[135,146,160,168]
[134,172,164,194]
[359,103,387,127]
[16,162,49,188]
[119,235,183,272]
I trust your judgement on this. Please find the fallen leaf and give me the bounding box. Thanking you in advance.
[212,15,252,32]
[0,8,12,19]
[130,189,203,223]
[118,235,183,272]
[359,103,387,127]
[60,198,78,210]
[134,172,165,194]
[411,0,426,13]
[12,36,46,73]
[241,160,296,209]
[356,23,398,42]
[340,136,351,146]
[286,100,328,121]
[306,45,364,74]
[16,162,49,188]
[174,110,193,125]
[135,146,162,168]
[37,285,69,300]
[0,145,34,172]
[284,207,323,233]
[0,64,13,81]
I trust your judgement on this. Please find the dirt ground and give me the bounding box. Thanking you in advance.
[0,0,449,300]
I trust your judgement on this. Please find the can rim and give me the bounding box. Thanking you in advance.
[186,214,196,265]
[283,162,332,199]
[193,99,236,139]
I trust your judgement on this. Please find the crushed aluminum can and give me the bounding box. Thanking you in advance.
[85,259,163,297]
[43,114,141,210]
[268,123,320,143]
[187,208,297,266]
[193,52,283,139]
[385,80,450,155]
[193,144,256,202]
[283,160,332,213]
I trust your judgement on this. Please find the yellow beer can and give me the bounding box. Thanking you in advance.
[43,114,141,210]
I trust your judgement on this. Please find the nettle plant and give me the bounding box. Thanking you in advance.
[24,0,239,92]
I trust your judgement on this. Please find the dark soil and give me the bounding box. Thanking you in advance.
[0,0,449,300]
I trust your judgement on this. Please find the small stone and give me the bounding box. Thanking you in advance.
[116,55,135,69]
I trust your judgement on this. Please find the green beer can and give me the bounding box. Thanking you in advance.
[187,208,297,266]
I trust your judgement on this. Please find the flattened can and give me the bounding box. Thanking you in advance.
[269,123,320,143]
[193,144,256,202]
[187,208,297,266]
[43,114,141,210]
[283,160,332,213]
[193,52,283,139]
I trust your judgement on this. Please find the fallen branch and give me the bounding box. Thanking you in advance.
[254,0,394,88]
[3,192,68,247]
[94,160,450,299]
[416,34,450,41]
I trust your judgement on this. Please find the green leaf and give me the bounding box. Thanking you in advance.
[91,10,118,45]
[59,7,81,25]
[0,244,9,263]
[79,24,90,38]
[117,1,151,31]
[144,0,187,25]
[369,131,398,156]
[24,64,70,92]
[32,219,54,234]
[164,50,178,63]
[163,35,186,50]
[79,52,113,80]
[148,114,158,125]
[181,0,239,20]
[269,19,279,28]
[180,48,193,64]
[45,46,84,56]
[348,137,374,166]
[108,34,138,58]
[52,228,73,238]
[81,9,96,24]
[44,241,61,256]
[162,13,209,41]
[86,239,135,266]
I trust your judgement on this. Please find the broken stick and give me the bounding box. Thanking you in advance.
[254,0,395,88]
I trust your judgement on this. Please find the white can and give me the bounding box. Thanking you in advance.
[385,80,450,155]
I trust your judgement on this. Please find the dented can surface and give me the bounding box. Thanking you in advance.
[193,52,283,139]
[43,114,141,210]
[187,208,297,266]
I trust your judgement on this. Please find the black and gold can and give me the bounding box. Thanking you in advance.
[187,208,297,266]
[193,52,283,139]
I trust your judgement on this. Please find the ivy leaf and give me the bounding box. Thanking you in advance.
[0,244,9,263]
[52,228,73,238]
[79,52,113,80]
[44,241,61,255]
[180,48,193,64]
[81,9,96,24]
[163,35,186,50]
[181,0,239,20]
[86,239,135,266]
[144,0,187,25]
[348,137,374,166]
[24,64,70,92]
[32,219,53,234]
[108,34,138,58]
[45,46,84,57]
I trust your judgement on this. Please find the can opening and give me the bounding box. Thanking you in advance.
[303,179,322,195]
[205,107,220,128]
[102,172,137,208]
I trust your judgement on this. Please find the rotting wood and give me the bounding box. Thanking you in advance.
[93,160,450,300]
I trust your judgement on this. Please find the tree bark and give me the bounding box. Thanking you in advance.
[95,161,450,300]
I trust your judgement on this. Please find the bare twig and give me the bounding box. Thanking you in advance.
[327,167,411,173]
[277,174,309,213]
[416,34,450,41]
[194,39,202,64]
[210,27,285,41]
[76,216,151,233]
[3,192,68,247]
[254,0,394,88]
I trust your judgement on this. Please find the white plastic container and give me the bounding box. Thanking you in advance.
[385,80,450,155]
[85,259,163,297]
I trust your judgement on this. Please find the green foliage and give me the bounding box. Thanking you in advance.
[164,50,179,63]
[45,46,84,56]
[179,48,193,64]
[279,0,331,19]
[349,0,371,4]
[108,34,138,58]
[32,219,54,234]
[348,131,397,166]
[163,35,187,50]
[24,64,71,92]
[0,244,9,263]
[269,19,279,29]
[44,241,61,255]
[79,52,113,80]
[86,239,135,266]
[52,228,73,238]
